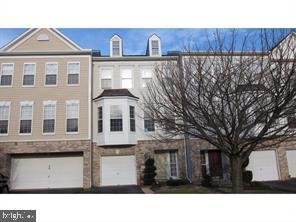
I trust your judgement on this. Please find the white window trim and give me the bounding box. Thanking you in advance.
[167,151,179,179]
[120,68,133,89]
[97,105,103,134]
[140,67,153,88]
[109,104,123,133]
[110,35,122,57]
[22,63,36,87]
[0,101,11,136]
[0,63,14,87]
[42,100,57,135]
[129,105,136,133]
[65,100,80,134]
[100,67,113,89]
[44,62,58,87]
[67,61,80,86]
[19,101,34,135]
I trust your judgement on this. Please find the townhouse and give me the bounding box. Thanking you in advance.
[0,28,296,190]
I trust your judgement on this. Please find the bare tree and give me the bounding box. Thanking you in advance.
[143,29,296,193]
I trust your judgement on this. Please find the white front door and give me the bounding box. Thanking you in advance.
[10,155,83,190]
[101,155,137,186]
[246,150,279,181]
[286,150,296,178]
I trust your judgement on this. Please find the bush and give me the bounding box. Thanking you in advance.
[201,174,212,187]
[166,178,190,186]
[243,170,253,184]
[143,158,157,185]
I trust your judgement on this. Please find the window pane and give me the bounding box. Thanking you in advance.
[144,119,155,132]
[98,107,103,133]
[68,63,79,74]
[20,120,32,134]
[0,106,9,120]
[121,79,132,88]
[43,119,55,133]
[169,152,178,177]
[130,106,135,132]
[67,103,79,119]
[129,106,135,118]
[101,79,112,89]
[21,105,32,120]
[46,64,58,75]
[110,119,123,131]
[152,40,158,48]
[121,70,132,78]
[113,48,120,56]
[2,64,13,75]
[0,75,12,86]
[23,75,34,85]
[110,105,122,118]
[45,74,57,85]
[67,119,78,132]
[24,64,35,75]
[44,104,56,119]
[0,120,8,134]
[68,74,79,84]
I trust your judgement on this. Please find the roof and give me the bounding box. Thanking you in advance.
[94,89,139,100]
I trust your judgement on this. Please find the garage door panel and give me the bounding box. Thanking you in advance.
[246,150,279,181]
[101,155,137,186]
[287,150,296,178]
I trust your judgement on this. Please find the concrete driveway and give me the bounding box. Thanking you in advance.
[89,185,144,194]
[263,179,296,193]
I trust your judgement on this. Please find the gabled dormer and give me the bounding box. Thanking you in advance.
[110,34,123,57]
[146,34,162,57]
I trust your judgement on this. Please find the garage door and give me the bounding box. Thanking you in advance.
[101,155,137,186]
[246,150,279,181]
[10,155,83,190]
[287,150,296,178]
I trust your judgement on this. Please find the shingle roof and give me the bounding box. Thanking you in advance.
[93,89,139,100]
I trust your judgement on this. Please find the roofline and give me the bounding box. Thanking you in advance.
[92,55,178,61]
[177,51,270,56]
[0,50,92,56]
[0,28,35,51]
[93,95,139,101]
[51,28,83,50]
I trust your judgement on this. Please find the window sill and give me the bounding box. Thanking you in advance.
[19,133,32,136]
[0,134,8,136]
[22,85,35,88]
[0,85,12,88]
[67,84,80,87]
[66,132,79,135]
[42,132,56,136]
[44,85,57,87]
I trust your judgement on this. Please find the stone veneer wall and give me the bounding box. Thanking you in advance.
[0,140,91,188]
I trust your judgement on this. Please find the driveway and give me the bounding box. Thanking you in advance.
[263,179,296,193]
[89,185,144,194]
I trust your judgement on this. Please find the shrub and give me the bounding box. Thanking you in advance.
[166,178,190,186]
[143,158,157,185]
[242,170,253,184]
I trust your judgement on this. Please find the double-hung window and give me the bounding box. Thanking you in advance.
[0,64,13,86]
[141,68,152,88]
[144,111,155,132]
[121,69,133,89]
[151,40,160,56]
[43,101,56,134]
[0,102,10,134]
[20,102,33,134]
[66,100,79,133]
[112,40,120,56]
[23,63,36,86]
[130,106,135,132]
[110,105,122,132]
[101,68,112,89]
[98,106,103,133]
[169,151,179,178]
[67,62,80,85]
[45,63,58,86]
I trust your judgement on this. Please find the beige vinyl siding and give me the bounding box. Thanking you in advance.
[10,29,75,52]
[0,56,90,141]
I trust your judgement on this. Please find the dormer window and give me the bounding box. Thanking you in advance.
[110,35,122,57]
[151,40,159,56]
[148,34,161,57]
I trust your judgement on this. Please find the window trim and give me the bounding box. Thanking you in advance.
[19,101,34,135]
[44,62,58,87]
[110,105,123,132]
[112,40,121,57]
[65,100,80,134]
[168,151,179,179]
[67,61,80,86]
[22,63,36,87]
[0,63,14,87]
[140,67,153,88]
[120,68,133,89]
[129,105,136,132]
[42,100,57,135]
[151,40,160,56]
[0,101,11,136]
[144,110,155,132]
[98,106,103,133]
[100,67,113,89]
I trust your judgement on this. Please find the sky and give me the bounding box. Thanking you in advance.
[0,28,289,55]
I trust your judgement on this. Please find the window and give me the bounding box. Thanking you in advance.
[144,111,155,132]
[121,69,132,89]
[110,105,122,132]
[169,151,178,178]
[66,101,79,133]
[141,68,152,87]
[98,106,103,133]
[23,63,36,86]
[20,102,33,134]
[112,40,120,56]
[45,63,58,86]
[43,102,56,134]
[0,102,10,134]
[101,68,112,89]
[130,106,135,132]
[67,62,80,85]
[0,64,13,86]
[151,40,159,56]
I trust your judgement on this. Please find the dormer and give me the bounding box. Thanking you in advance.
[147,34,162,57]
[110,34,123,57]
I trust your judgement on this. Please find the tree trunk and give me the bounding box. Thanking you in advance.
[231,156,243,193]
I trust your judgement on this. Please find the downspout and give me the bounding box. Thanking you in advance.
[178,53,192,183]
[89,55,93,189]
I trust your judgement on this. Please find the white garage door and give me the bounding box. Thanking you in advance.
[10,155,83,190]
[246,150,279,181]
[101,155,137,186]
[287,150,296,178]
